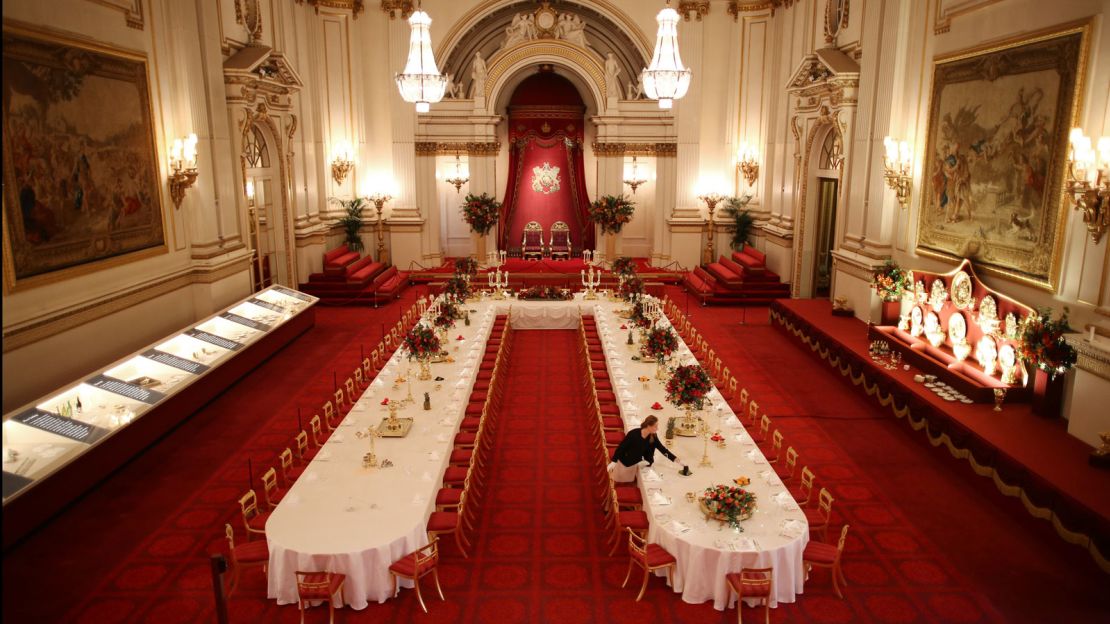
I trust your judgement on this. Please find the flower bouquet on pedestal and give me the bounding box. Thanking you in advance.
[454,257,479,278]
[402,324,441,380]
[642,327,679,380]
[587,195,636,235]
[461,193,500,236]
[699,484,757,530]
[666,364,712,437]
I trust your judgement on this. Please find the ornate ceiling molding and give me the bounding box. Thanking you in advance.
[87,0,144,29]
[678,1,710,21]
[379,0,413,20]
[591,142,677,157]
[414,141,502,156]
[728,1,775,20]
[224,47,304,111]
[934,0,1004,35]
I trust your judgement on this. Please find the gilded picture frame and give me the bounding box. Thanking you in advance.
[915,21,1090,292]
[2,22,167,293]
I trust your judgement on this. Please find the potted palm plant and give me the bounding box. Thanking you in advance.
[330,197,366,253]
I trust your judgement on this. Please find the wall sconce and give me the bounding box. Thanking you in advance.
[737,142,760,186]
[331,140,355,185]
[623,156,648,194]
[445,153,469,193]
[1066,128,1110,244]
[245,179,255,207]
[168,133,198,209]
[882,136,913,209]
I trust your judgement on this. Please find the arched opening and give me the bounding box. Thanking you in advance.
[243,122,292,290]
[496,70,594,256]
[801,124,844,299]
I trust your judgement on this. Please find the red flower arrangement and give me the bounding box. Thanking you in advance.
[870,260,910,302]
[700,484,757,529]
[587,195,636,235]
[453,257,478,277]
[642,327,679,362]
[1019,308,1077,378]
[630,300,652,329]
[460,193,501,235]
[619,276,645,302]
[611,256,637,277]
[665,364,713,410]
[402,325,442,360]
[444,276,471,300]
[518,286,573,301]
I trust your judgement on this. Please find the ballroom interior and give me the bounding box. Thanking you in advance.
[2,0,1109,622]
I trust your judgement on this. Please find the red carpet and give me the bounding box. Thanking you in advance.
[3,291,1108,622]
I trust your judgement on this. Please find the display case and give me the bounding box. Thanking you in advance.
[2,285,317,547]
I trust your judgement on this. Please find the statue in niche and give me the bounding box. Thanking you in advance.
[604,52,621,99]
[469,51,487,99]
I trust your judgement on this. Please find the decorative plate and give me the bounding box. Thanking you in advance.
[998,344,1017,369]
[948,312,967,343]
[950,271,974,310]
[929,279,949,312]
[915,280,928,304]
[1004,313,1020,340]
[976,336,997,370]
[910,305,924,336]
[924,311,940,335]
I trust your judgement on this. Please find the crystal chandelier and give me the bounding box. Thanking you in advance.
[623,156,647,194]
[641,1,691,110]
[445,153,469,193]
[395,6,446,113]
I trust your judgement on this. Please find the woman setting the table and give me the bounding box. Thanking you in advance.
[608,415,683,482]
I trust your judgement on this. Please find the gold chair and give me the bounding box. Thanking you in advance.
[261,467,285,509]
[754,413,771,443]
[763,430,783,463]
[725,567,773,624]
[322,400,338,431]
[803,524,850,599]
[294,570,346,624]
[790,466,816,506]
[621,528,677,601]
[748,399,761,429]
[223,523,267,597]
[549,220,572,260]
[346,375,359,399]
[776,446,799,481]
[805,488,835,540]
[522,220,544,260]
[309,415,327,447]
[388,538,444,613]
[279,447,304,483]
[238,490,270,541]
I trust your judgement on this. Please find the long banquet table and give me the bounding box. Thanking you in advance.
[266,293,806,610]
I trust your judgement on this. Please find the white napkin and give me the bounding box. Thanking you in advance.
[724,415,742,429]
[283,494,301,506]
[317,450,332,460]
[670,520,692,534]
[304,472,319,482]
[411,494,427,507]
[330,434,344,443]
[781,519,806,538]
[372,378,385,389]
[746,449,767,464]
[420,471,433,482]
[454,379,468,389]
[734,433,753,444]
[649,490,671,506]
[615,378,630,388]
[428,451,442,461]
[439,416,455,427]
[620,389,635,400]
[435,433,449,443]
[731,537,756,551]
[642,467,663,482]
[627,416,642,428]
[772,491,800,511]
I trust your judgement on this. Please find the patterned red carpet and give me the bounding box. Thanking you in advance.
[3,292,1108,622]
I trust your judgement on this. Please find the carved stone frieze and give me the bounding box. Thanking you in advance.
[591,142,677,157]
[728,1,775,20]
[414,142,502,156]
[379,0,413,19]
[298,0,365,18]
[678,1,710,21]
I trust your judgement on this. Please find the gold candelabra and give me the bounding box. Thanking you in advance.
[1065,129,1109,244]
[698,418,713,467]
[882,136,913,209]
[698,192,726,265]
[369,193,392,264]
[168,133,199,209]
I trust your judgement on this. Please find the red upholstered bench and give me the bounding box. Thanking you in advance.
[684,268,714,294]
[375,270,408,300]
[323,245,359,275]
[347,259,385,284]
[705,258,743,287]
[732,246,766,273]
[719,256,747,280]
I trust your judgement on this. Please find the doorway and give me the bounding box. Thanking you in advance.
[243,124,290,291]
[812,177,838,298]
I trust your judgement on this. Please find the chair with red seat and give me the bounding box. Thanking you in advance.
[789,466,816,506]
[239,489,270,541]
[389,537,444,613]
[261,467,285,509]
[606,485,649,555]
[725,566,773,624]
[280,447,305,483]
[294,431,318,465]
[294,570,346,623]
[803,524,849,598]
[427,489,473,557]
[223,523,268,596]
[775,446,799,482]
[621,528,677,601]
[805,488,834,540]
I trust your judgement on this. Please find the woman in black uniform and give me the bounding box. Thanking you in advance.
[607,415,683,482]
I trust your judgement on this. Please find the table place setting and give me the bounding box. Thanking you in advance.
[746,448,767,464]
[771,490,800,511]
[648,489,672,506]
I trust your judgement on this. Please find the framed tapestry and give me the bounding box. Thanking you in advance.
[2,23,166,292]
[916,21,1090,291]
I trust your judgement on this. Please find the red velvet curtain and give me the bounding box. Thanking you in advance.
[497,75,594,254]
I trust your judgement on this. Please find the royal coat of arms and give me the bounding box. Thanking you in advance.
[531,162,561,194]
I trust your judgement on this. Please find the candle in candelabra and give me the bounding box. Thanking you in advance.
[503,271,509,286]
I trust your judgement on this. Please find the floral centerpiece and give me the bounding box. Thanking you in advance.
[643,327,680,380]
[402,324,442,379]
[454,257,479,278]
[629,300,652,329]
[619,276,645,302]
[433,301,458,331]
[518,285,573,301]
[461,193,501,236]
[666,364,713,411]
[611,256,637,277]
[587,194,636,235]
[444,276,471,300]
[870,259,910,302]
[1019,308,1077,379]
[699,484,757,529]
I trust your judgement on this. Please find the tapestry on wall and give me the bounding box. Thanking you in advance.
[916,23,1089,291]
[2,25,166,290]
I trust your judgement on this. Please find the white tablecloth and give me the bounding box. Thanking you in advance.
[266,293,805,610]
[591,300,809,609]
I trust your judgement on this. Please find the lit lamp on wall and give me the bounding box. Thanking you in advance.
[444,153,469,193]
[168,133,199,209]
[1066,128,1110,243]
[737,142,760,187]
[881,136,913,209]
[696,177,728,265]
[245,179,255,207]
[641,1,691,110]
[623,156,648,194]
[394,6,447,113]
[331,140,355,185]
